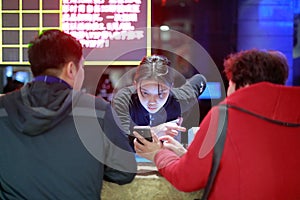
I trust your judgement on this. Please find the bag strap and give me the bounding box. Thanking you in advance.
[201,104,228,200]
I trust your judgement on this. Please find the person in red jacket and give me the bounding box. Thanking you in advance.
[133,49,300,200]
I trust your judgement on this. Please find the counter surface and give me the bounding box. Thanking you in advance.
[102,162,203,200]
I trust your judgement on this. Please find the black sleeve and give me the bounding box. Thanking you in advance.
[102,104,137,185]
[172,74,207,113]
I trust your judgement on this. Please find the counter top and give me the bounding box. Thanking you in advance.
[101,162,203,200]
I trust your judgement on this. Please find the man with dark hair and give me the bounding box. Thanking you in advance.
[0,29,136,199]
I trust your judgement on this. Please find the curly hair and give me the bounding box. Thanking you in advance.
[28,29,83,77]
[224,49,289,90]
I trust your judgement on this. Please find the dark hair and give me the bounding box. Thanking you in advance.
[28,29,83,77]
[134,54,174,87]
[224,49,289,90]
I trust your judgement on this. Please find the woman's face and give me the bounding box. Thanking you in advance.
[136,79,171,113]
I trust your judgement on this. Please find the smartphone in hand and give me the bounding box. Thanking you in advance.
[133,126,153,144]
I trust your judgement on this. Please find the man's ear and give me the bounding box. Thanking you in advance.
[59,61,77,87]
[65,61,77,80]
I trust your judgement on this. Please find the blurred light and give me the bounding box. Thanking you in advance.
[160,25,169,31]
[198,82,222,99]
[15,71,29,83]
[179,1,186,7]
[5,66,13,77]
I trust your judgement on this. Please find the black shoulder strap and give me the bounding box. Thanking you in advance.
[201,104,228,200]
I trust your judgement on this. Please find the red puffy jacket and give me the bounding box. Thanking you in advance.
[155,82,300,200]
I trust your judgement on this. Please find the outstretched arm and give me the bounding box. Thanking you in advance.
[172,74,207,113]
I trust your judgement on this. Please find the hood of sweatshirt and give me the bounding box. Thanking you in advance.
[1,81,81,136]
[224,82,300,125]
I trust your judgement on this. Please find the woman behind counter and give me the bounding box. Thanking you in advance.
[112,54,206,148]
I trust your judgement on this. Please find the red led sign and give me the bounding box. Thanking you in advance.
[62,0,150,64]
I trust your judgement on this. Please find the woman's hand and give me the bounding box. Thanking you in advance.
[133,131,162,162]
[151,117,186,138]
[159,135,187,157]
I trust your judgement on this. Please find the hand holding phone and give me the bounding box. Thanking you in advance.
[133,126,153,144]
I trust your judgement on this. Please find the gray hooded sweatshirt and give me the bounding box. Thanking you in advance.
[0,81,136,200]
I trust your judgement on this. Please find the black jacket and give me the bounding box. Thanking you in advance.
[0,81,136,200]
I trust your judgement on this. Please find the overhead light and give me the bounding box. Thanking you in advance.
[160,25,169,31]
